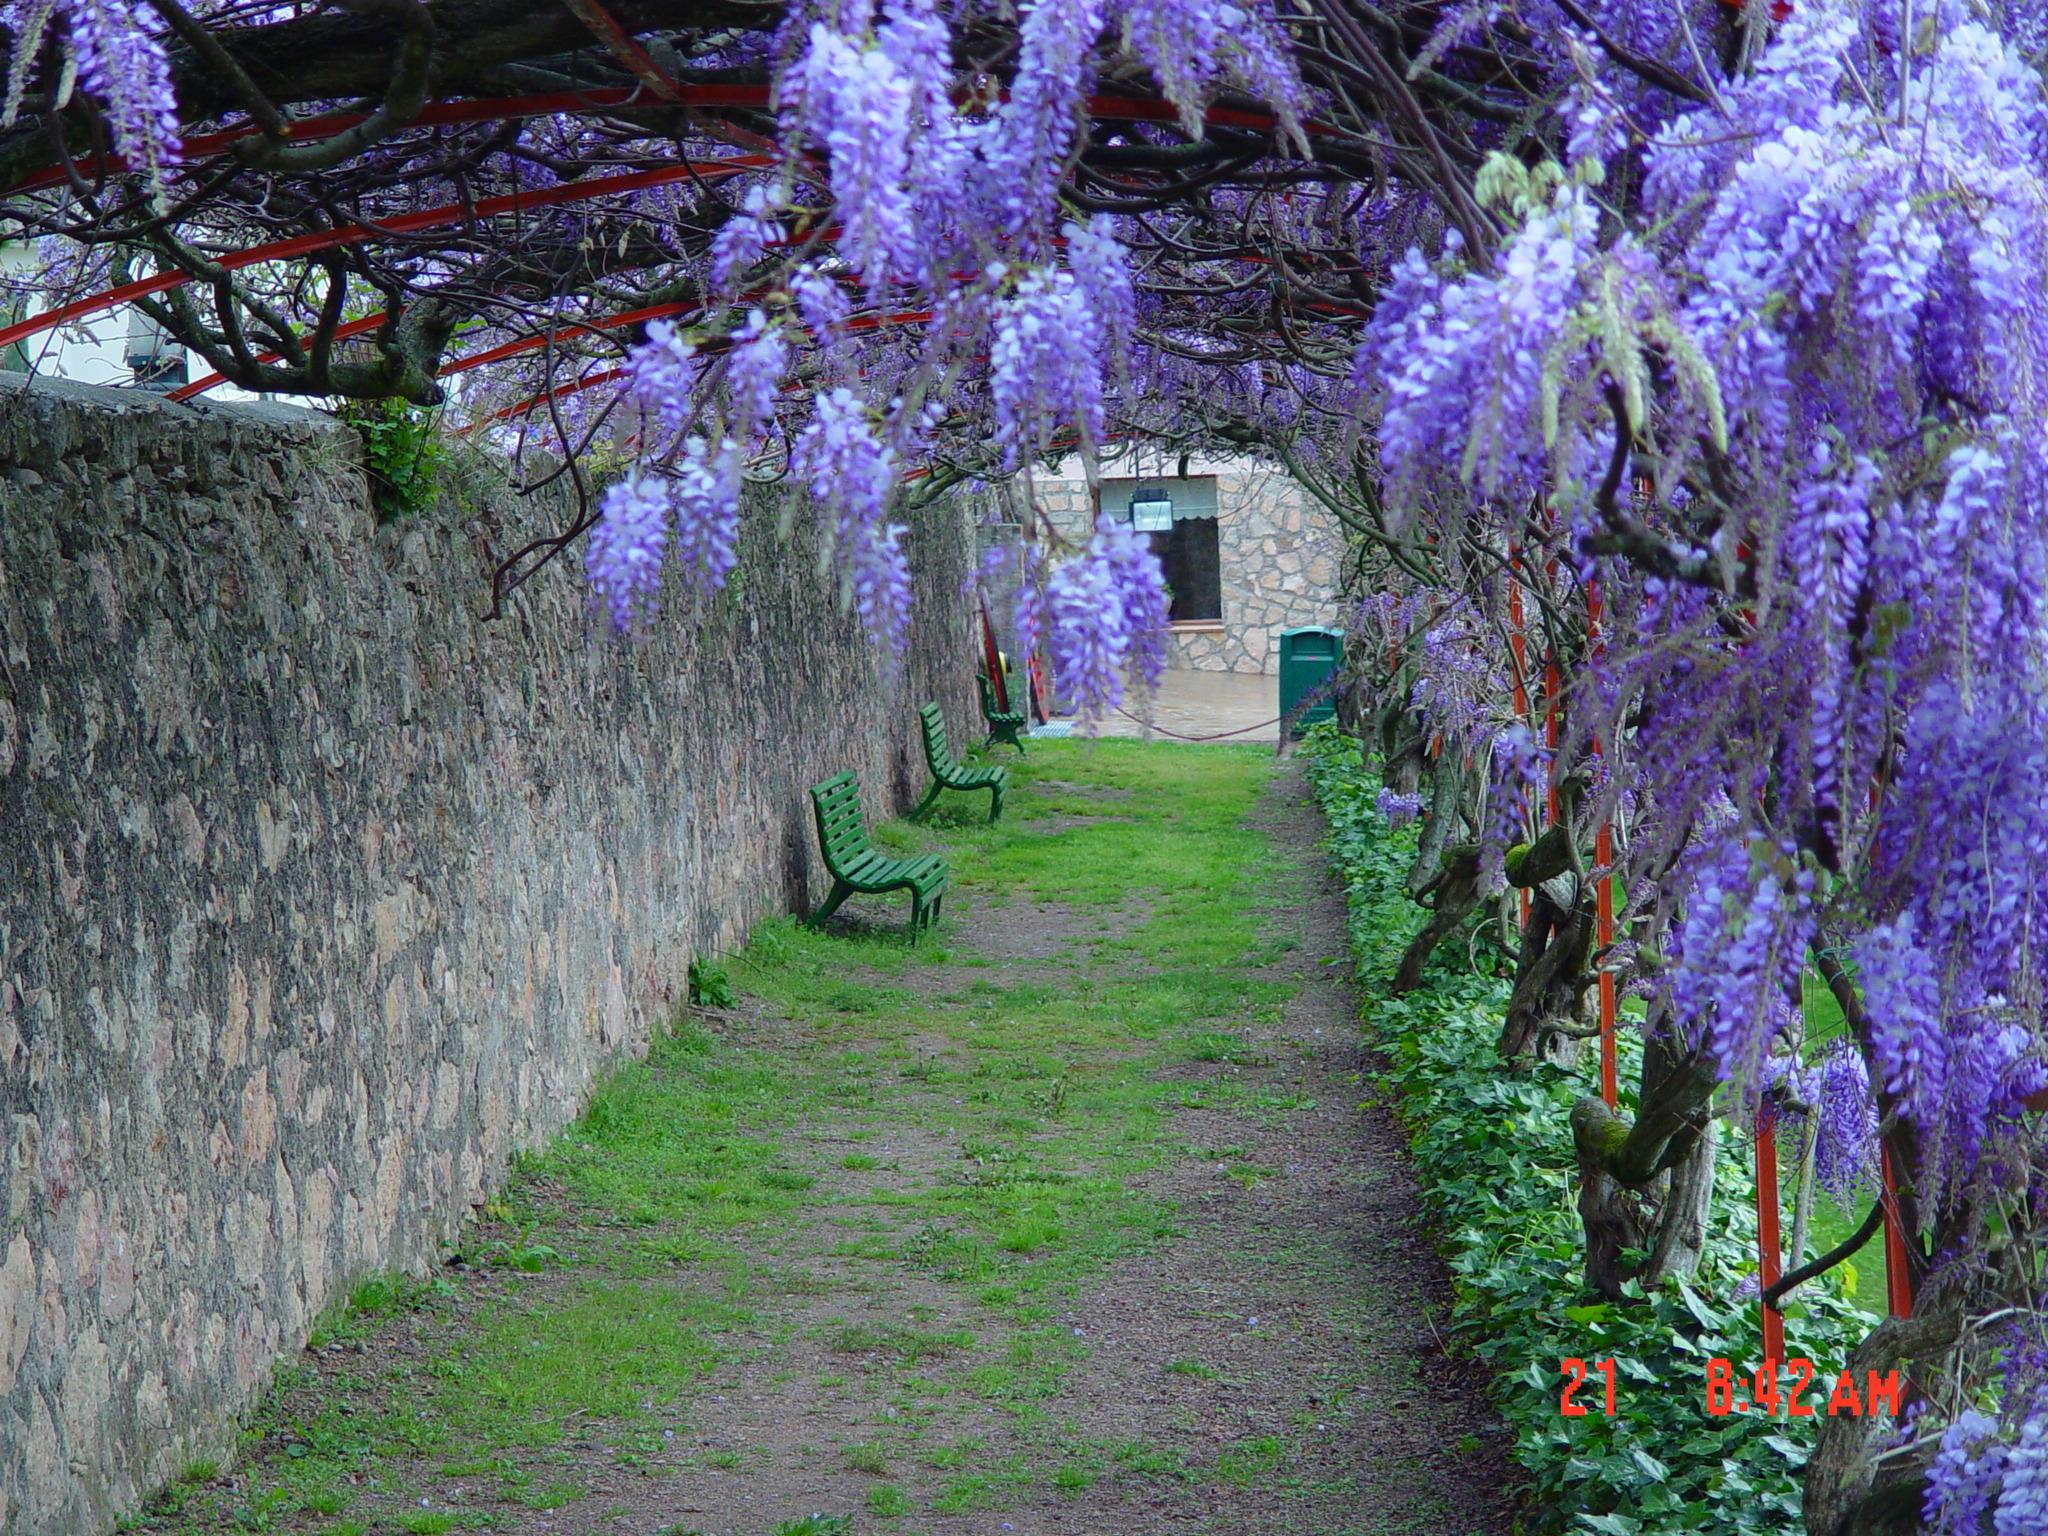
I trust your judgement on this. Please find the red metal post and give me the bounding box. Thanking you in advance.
[1595,824,1617,1108]
[1879,1142,1914,1319]
[1587,576,1616,1108]
[1507,546,1533,929]
[1757,1113,1786,1366]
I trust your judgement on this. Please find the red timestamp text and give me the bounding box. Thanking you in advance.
[1705,1357,1901,1418]
[1559,1357,1617,1417]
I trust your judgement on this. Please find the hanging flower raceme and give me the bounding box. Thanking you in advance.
[990,267,1107,463]
[1356,178,1604,510]
[1809,1040,1879,1202]
[724,310,789,447]
[670,438,744,598]
[3,0,182,183]
[988,0,1103,240]
[587,474,673,635]
[783,22,919,298]
[1923,1392,2048,1536]
[1664,833,1816,1097]
[793,264,853,361]
[1039,516,1169,721]
[625,318,701,439]
[1111,0,1304,147]
[708,185,783,295]
[1376,788,1425,827]
[794,388,913,652]
[1063,214,1136,370]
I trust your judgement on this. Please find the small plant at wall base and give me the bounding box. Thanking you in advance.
[337,397,445,521]
[689,958,737,1009]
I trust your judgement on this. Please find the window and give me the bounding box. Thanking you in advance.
[1153,518,1221,623]
[1099,477,1223,624]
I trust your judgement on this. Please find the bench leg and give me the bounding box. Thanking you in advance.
[810,879,853,928]
[909,886,928,937]
[986,784,1003,824]
[910,780,944,822]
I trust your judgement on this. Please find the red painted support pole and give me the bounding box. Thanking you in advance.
[1757,1113,1786,1366]
[1507,547,1533,929]
[1587,576,1616,1108]
[1542,556,1562,826]
[1595,824,1617,1108]
[1543,653,1561,824]
[1879,1143,1914,1319]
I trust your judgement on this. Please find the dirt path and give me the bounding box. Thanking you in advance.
[149,748,1514,1536]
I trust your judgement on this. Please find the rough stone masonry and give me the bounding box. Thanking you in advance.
[0,377,975,1534]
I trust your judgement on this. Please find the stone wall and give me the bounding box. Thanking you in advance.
[0,377,976,1535]
[1035,457,1341,674]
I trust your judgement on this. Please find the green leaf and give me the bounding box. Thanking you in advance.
[1629,1447,1671,1483]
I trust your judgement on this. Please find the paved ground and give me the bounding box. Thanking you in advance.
[1060,669,1287,746]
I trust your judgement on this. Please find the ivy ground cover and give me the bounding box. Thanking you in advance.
[1301,727,1878,1536]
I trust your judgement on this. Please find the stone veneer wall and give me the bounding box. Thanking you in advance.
[1034,461,1340,673]
[0,377,976,1535]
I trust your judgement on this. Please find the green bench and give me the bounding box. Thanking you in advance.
[978,671,1028,754]
[808,770,948,935]
[912,703,1008,823]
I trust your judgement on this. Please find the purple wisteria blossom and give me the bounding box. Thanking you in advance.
[625,318,700,439]
[784,23,918,297]
[793,264,853,355]
[1063,214,1135,370]
[1042,516,1169,720]
[991,269,1104,461]
[669,438,743,598]
[987,0,1102,238]
[794,388,912,651]
[33,0,183,180]
[1810,1042,1878,1202]
[708,184,782,294]
[1664,833,1814,1097]
[1112,0,1304,145]
[1376,788,1424,827]
[723,310,788,446]
[587,474,672,635]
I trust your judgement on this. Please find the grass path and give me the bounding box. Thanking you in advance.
[145,742,1514,1536]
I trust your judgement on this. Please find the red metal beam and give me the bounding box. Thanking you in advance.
[478,364,628,428]
[15,87,655,193]
[0,158,769,357]
[17,82,1323,196]
[562,0,686,104]
[1879,1142,1914,1319]
[473,303,939,426]
[439,300,698,378]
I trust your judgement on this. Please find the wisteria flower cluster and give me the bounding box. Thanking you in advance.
[1029,515,1169,721]
[2,0,182,181]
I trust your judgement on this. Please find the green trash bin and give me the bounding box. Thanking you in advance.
[1278,626,1344,736]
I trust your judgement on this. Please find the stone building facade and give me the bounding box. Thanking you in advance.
[0,376,976,1535]
[1032,454,1343,674]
